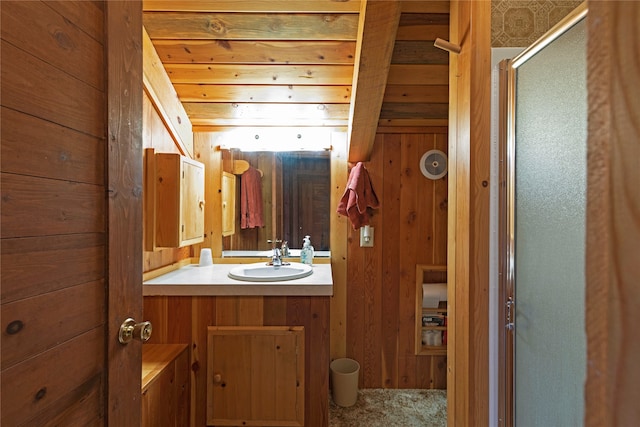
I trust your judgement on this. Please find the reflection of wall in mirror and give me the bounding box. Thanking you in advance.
[221,150,331,252]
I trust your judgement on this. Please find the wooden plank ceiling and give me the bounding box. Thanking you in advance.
[143,0,449,161]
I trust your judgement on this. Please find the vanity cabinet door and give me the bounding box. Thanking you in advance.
[221,172,236,237]
[155,153,205,247]
[207,326,304,426]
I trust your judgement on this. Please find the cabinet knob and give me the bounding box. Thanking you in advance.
[199,200,205,209]
[213,372,223,384]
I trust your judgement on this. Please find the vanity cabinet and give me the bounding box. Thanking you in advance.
[155,153,205,247]
[207,326,305,426]
[142,344,190,427]
[415,265,448,356]
[221,171,236,236]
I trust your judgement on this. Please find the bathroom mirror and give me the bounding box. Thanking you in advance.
[221,150,331,257]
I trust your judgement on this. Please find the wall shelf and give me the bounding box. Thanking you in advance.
[415,265,448,356]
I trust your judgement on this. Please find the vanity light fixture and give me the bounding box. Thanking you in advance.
[218,128,332,152]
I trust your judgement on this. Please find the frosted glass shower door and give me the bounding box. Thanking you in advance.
[511,13,587,427]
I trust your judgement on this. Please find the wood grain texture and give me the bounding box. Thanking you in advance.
[1,107,105,185]
[585,2,640,426]
[143,27,194,157]
[1,233,104,303]
[348,0,402,162]
[329,132,349,361]
[1,1,104,89]
[344,131,449,389]
[144,295,329,427]
[391,40,449,64]
[1,39,104,138]
[447,1,491,425]
[143,0,361,13]
[144,12,359,40]
[1,328,104,426]
[383,85,449,104]
[151,40,356,64]
[0,2,109,422]
[1,280,104,369]
[142,344,190,427]
[105,2,144,425]
[176,84,351,104]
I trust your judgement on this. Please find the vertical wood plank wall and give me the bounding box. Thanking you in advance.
[1,1,106,425]
[345,130,449,389]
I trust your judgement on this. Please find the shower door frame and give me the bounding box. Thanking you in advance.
[498,3,589,426]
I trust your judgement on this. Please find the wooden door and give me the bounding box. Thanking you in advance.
[282,154,330,250]
[1,1,143,425]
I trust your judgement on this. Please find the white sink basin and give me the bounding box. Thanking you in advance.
[228,262,313,282]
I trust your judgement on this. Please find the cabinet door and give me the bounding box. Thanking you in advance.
[181,158,205,244]
[207,326,304,426]
[155,153,205,247]
[221,172,236,237]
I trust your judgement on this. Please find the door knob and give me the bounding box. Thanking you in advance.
[118,318,152,344]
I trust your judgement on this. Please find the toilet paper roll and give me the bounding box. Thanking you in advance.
[422,283,447,308]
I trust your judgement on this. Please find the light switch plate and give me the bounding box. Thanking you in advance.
[360,226,374,247]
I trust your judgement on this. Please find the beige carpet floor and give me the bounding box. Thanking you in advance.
[329,389,447,427]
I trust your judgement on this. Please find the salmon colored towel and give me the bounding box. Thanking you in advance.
[241,166,264,229]
[337,162,380,229]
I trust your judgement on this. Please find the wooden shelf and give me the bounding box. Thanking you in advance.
[418,346,447,356]
[415,265,448,356]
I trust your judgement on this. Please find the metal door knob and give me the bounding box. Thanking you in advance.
[118,318,152,344]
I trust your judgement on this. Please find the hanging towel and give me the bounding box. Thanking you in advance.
[337,162,380,229]
[241,166,264,229]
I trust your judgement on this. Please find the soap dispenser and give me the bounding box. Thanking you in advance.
[300,235,314,265]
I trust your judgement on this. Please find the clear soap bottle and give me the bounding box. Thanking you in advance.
[300,235,314,265]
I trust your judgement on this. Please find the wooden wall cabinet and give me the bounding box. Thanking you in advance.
[207,326,304,426]
[155,153,205,247]
[221,171,236,237]
[415,265,448,356]
[142,344,190,427]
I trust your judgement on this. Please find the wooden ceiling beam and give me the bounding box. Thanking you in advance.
[347,0,401,162]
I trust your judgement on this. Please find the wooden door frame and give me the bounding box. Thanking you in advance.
[584,2,640,425]
[447,1,492,425]
[105,1,144,425]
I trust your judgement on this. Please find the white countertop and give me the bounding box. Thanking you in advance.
[143,262,333,296]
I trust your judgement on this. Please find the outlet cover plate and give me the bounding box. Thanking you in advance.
[360,226,374,247]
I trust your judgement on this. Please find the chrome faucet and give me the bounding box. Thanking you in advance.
[267,239,289,266]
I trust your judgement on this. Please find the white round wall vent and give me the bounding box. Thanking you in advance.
[419,150,448,180]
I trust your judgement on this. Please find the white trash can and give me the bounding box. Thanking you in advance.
[330,358,360,407]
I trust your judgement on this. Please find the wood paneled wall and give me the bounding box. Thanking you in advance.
[344,130,448,389]
[143,92,191,271]
[143,295,330,427]
[1,1,107,424]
